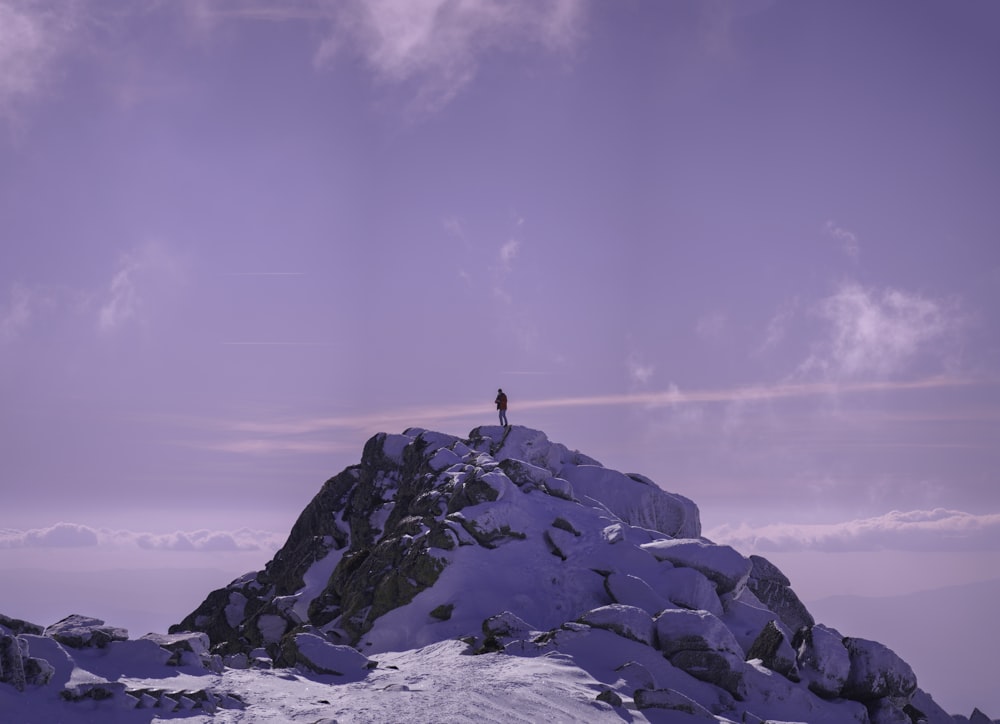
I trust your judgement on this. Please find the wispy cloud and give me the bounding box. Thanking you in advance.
[97,242,184,334]
[0,522,284,552]
[0,0,79,123]
[183,0,585,115]
[824,220,860,261]
[801,282,961,379]
[181,374,976,455]
[709,509,1000,553]
[313,0,586,114]
[0,283,35,342]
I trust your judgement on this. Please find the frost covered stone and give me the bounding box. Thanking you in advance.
[577,604,655,646]
[654,608,747,697]
[795,624,851,698]
[746,619,799,681]
[641,539,752,596]
[604,572,670,616]
[746,554,814,635]
[633,687,717,719]
[280,632,373,677]
[655,566,723,616]
[842,636,917,702]
[44,615,128,649]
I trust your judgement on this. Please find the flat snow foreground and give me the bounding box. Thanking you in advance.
[0,639,687,723]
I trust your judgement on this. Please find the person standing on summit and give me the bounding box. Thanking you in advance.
[495,388,508,427]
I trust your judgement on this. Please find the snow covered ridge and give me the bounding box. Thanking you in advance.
[1,425,994,722]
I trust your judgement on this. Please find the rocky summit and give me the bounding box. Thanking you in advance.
[167,425,954,723]
[2,425,993,722]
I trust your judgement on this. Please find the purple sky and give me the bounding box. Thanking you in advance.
[1,0,999,711]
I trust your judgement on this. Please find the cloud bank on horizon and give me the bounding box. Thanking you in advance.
[0,522,284,553]
[709,509,1000,554]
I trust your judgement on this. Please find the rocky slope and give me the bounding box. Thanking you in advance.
[163,425,960,723]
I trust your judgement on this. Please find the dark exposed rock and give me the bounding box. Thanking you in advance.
[746,619,799,681]
[746,555,814,634]
[794,624,850,699]
[842,636,917,702]
[596,688,622,707]
[44,615,128,649]
[654,608,747,699]
[171,429,551,661]
[0,614,43,637]
[633,687,717,719]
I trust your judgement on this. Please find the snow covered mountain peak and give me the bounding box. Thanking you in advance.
[2,425,981,722]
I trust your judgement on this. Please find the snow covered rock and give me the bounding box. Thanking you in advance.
[279,631,375,677]
[578,604,655,646]
[158,425,969,723]
[141,631,219,670]
[641,538,752,596]
[653,608,747,698]
[746,554,814,634]
[44,615,128,649]
[746,619,799,681]
[842,636,918,702]
[633,687,717,719]
[604,572,671,616]
[1,633,54,690]
[656,566,724,616]
[794,624,851,698]
[0,614,43,636]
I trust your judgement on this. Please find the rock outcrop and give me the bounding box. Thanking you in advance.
[3,425,987,722]
[166,425,965,722]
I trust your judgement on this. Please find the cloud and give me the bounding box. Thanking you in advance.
[0,283,35,341]
[181,374,974,456]
[0,523,284,552]
[135,528,281,552]
[755,298,798,355]
[314,0,585,114]
[626,350,655,386]
[825,220,860,261]
[498,238,520,270]
[97,242,184,334]
[801,282,961,379]
[0,0,79,123]
[0,522,98,548]
[708,508,1000,553]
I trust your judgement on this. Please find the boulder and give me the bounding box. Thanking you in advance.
[746,555,814,634]
[278,632,374,677]
[1,634,54,690]
[633,687,717,719]
[654,608,746,698]
[480,611,536,652]
[842,636,917,702]
[141,632,217,669]
[604,572,670,616]
[794,624,850,699]
[641,539,751,596]
[0,614,43,636]
[867,697,913,724]
[44,615,128,649]
[655,566,723,617]
[746,620,799,681]
[577,605,655,646]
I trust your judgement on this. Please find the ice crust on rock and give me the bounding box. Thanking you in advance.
[1,425,984,722]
